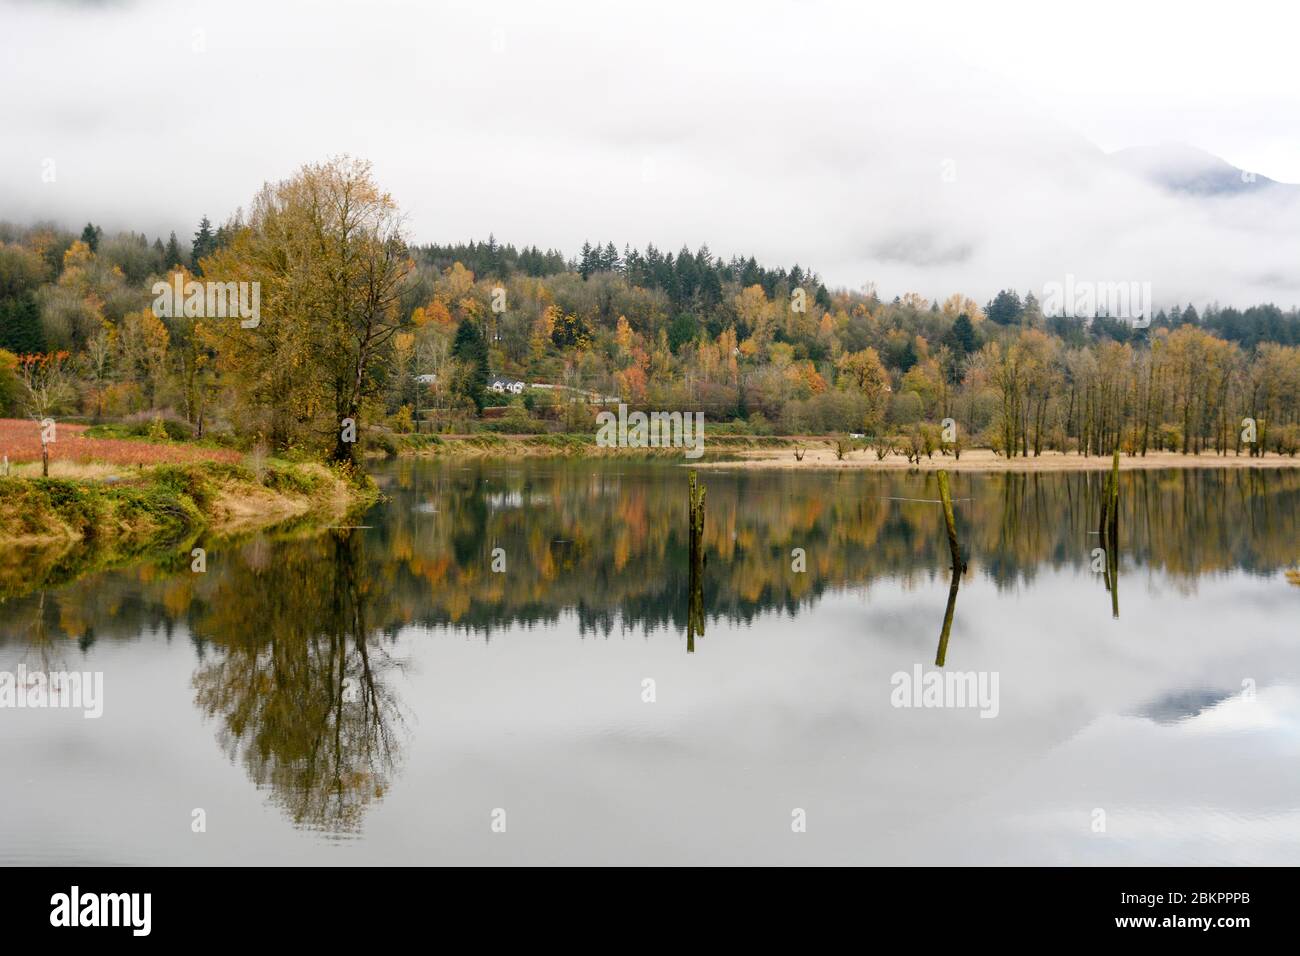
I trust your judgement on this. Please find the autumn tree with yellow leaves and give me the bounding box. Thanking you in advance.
[203,157,412,462]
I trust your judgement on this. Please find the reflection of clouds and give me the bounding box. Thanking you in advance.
[1008,809,1300,866]
[1178,685,1300,735]
[959,690,1300,864]
[390,567,1300,863]
[1137,687,1235,725]
[6,461,1300,862]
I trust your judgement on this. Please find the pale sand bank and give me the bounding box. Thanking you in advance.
[695,447,1300,472]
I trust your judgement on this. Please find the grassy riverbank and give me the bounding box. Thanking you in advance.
[0,459,373,546]
[0,460,376,597]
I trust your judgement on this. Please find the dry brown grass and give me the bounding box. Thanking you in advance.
[206,463,348,534]
[0,418,240,467]
[6,460,130,480]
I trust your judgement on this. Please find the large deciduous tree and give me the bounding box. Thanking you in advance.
[204,157,413,463]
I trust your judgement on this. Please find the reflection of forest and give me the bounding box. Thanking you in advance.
[189,530,406,832]
[3,463,1299,651]
[2,462,1297,832]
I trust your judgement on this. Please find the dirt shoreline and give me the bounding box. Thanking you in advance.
[388,433,1300,470]
[693,447,1300,472]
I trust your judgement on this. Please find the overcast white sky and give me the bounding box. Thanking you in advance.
[2,0,1298,308]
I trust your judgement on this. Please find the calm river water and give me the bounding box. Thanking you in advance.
[2,460,1299,864]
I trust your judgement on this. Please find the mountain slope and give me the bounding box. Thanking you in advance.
[1109,142,1298,197]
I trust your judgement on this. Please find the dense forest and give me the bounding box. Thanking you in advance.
[2,157,1300,459]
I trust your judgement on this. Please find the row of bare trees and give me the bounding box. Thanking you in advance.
[966,327,1300,457]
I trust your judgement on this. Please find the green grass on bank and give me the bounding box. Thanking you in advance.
[82,419,245,450]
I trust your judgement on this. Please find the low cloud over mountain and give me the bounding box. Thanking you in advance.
[2,0,1298,311]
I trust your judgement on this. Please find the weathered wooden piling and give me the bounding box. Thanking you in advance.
[1096,450,1121,618]
[1108,449,1120,617]
[1098,472,1110,540]
[1108,448,1120,544]
[1108,549,1119,618]
[687,471,706,652]
[936,470,965,574]
[925,471,966,665]
[934,572,960,667]
[688,471,706,555]
[1099,449,1120,540]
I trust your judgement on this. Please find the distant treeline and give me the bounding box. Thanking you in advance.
[1,156,1299,463]
[412,236,834,312]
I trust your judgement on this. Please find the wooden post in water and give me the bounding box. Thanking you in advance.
[687,471,706,652]
[688,471,706,556]
[1108,449,1120,617]
[1096,450,1121,617]
[934,572,960,666]
[1098,469,1111,542]
[936,470,965,574]
[934,470,965,664]
[1108,448,1120,546]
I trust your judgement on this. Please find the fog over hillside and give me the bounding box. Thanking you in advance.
[2,0,1299,309]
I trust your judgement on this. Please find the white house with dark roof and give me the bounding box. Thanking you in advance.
[489,376,526,395]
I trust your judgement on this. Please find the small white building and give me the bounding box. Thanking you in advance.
[489,377,525,395]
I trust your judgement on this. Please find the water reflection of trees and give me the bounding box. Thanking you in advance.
[4,464,1300,654]
[189,530,407,833]
[365,463,1300,635]
[4,463,1298,827]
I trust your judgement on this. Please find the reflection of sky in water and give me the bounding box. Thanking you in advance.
[3,557,1297,865]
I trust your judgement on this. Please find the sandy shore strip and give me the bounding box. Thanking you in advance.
[695,447,1300,472]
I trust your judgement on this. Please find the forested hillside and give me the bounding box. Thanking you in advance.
[2,157,1299,459]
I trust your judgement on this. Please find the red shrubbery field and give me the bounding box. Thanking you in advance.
[0,419,241,467]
